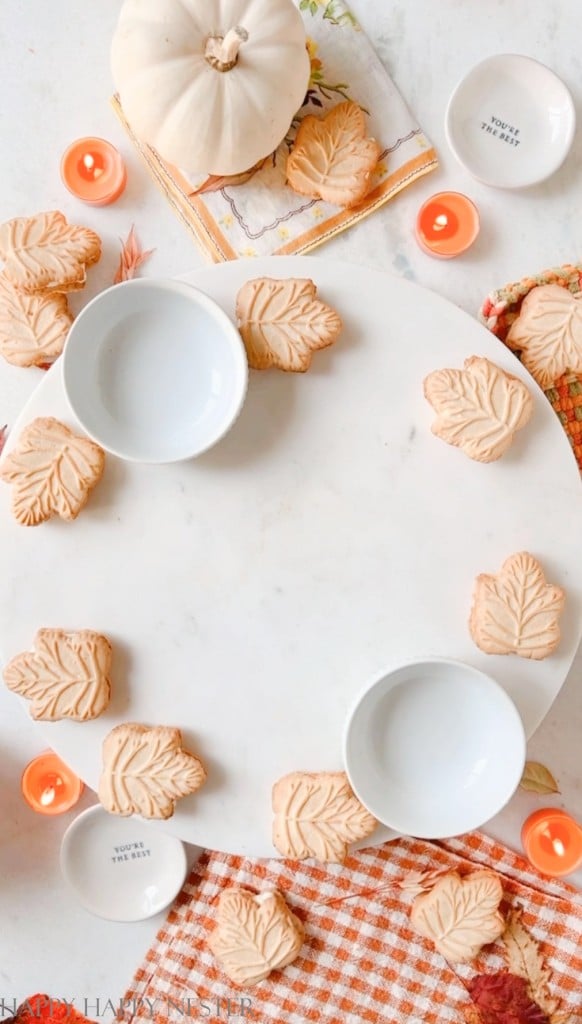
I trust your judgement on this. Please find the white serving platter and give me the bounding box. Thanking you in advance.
[1,257,581,856]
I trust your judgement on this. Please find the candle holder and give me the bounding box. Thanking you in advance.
[415,191,480,259]
[521,807,582,878]
[21,750,84,816]
[60,137,127,206]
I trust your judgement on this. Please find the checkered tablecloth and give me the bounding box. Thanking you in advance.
[118,831,582,1024]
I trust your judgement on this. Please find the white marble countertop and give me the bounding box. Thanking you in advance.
[1,0,582,1013]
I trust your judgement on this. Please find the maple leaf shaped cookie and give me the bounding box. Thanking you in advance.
[4,629,112,721]
[0,417,105,526]
[0,210,101,294]
[506,283,582,389]
[286,100,381,208]
[423,356,533,462]
[272,771,377,863]
[208,888,304,987]
[236,277,342,372]
[470,552,565,659]
[98,723,207,819]
[410,870,505,963]
[0,274,73,367]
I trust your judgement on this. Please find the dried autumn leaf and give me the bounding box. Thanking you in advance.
[3,629,112,722]
[502,909,561,1018]
[208,888,304,986]
[519,762,560,796]
[397,868,452,897]
[286,100,381,207]
[470,552,565,660]
[0,273,73,367]
[410,870,505,963]
[423,356,533,463]
[468,973,549,1024]
[113,226,154,284]
[98,723,206,819]
[506,285,582,389]
[192,164,263,195]
[0,211,101,293]
[236,277,342,372]
[0,417,105,526]
[272,771,377,863]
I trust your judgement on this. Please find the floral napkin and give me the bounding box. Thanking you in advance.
[118,831,582,1024]
[111,0,437,261]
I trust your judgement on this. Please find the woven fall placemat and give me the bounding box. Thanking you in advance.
[112,0,437,262]
[118,832,582,1024]
[480,263,582,471]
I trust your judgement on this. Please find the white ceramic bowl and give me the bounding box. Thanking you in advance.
[62,278,248,463]
[344,659,526,839]
[445,54,575,188]
[60,805,192,921]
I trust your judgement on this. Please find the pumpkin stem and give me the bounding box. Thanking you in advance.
[205,26,248,72]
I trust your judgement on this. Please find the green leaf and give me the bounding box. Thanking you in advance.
[310,1,319,15]
[519,761,560,795]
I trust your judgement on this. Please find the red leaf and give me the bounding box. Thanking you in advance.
[469,974,550,1024]
[12,995,95,1024]
[113,226,154,284]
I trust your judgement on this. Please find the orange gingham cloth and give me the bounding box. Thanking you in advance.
[119,831,582,1024]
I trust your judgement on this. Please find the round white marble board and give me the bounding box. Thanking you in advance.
[0,257,581,856]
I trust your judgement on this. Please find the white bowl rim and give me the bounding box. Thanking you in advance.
[444,52,576,189]
[60,803,189,921]
[343,656,527,839]
[62,277,249,464]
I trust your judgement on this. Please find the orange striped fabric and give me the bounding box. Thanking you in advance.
[119,832,582,1024]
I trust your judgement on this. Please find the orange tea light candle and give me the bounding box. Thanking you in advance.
[60,137,127,206]
[415,191,480,258]
[521,808,582,877]
[21,750,84,815]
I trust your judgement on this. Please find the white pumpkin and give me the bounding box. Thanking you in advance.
[111,0,310,177]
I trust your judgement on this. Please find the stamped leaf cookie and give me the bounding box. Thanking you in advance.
[423,356,533,462]
[410,870,505,963]
[236,277,342,372]
[506,283,582,388]
[470,552,565,659]
[0,417,105,526]
[208,888,304,987]
[4,629,112,721]
[272,770,377,863]
[286,100,381,208]
[0,275,73,367]
[0,210,101,294]
[98,723,207,819]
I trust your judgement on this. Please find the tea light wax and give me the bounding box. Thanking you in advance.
[521,808,582,877]
[21,750,84,815]
[60,137,127,206]
[415,191,480,258]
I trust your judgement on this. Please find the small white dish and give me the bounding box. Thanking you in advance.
[344,659,526,839]
[445,54,575,189]
[62,278,248,463]
[60,804,189,921]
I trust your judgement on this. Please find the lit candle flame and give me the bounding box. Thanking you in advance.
[432,214,448,232]
[82,153,104,180]
[553,838,566,857]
